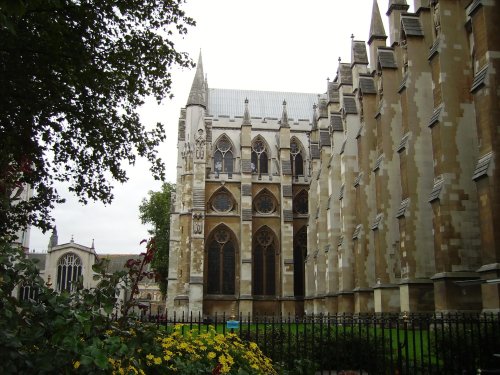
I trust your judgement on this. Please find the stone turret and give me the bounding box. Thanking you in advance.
[368,0,387,73]
[387,0,409,46]
[187,52,206,108]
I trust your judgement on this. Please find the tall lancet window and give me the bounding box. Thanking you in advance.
[206,226,236,295]
[251,138,269,176]
[253,226,277,296]
[57,253,83,292]
[214,135,234,175]
[290,138,304,178]
[293,226,307,297]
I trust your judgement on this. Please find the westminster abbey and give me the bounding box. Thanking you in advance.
[166,0,500,316]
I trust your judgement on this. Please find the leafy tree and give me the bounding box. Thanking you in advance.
[139,182,174,297]
[0,0,195,239]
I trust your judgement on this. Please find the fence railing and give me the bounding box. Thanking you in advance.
[141,312,500,375]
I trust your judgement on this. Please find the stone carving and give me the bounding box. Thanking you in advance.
[358,93,364,122]
[192,212,204,235]
[433,2,441,37]
[377,71,383,99]
[182,142,192,171]
[195,129,206,160]
[401,39,408,74]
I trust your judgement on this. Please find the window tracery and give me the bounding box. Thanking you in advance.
[253,190,276,215]
[214,135,234,175]
[253,226,277,296]
[251,138,269,175]
[290,139,304,177]
[206,226,235,295]
[57,253,83,292]
[210,189,235,213]
[293,190,308,215]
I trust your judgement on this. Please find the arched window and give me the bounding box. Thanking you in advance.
[293,190,308,215]
[293,226,307,297]
[253,189,277,215]
[206,226,236,295]
[19,283,38,301]
[210,188,236,213]
[214,136,234,175]
[251,138,269,176]
[253,226,277,296]
[290,139,304,177]
[57,253,83,292]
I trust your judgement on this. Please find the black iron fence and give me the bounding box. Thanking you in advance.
[143,312,500,375]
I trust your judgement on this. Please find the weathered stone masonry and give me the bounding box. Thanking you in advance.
[167,0,500,316]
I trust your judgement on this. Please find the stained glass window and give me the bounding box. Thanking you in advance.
[293,226,307,297]
[19,284,38,300]
[253,227,276,296]
[212,190,233,212]
[251,138,269,175]
[290,139,304,176]
[293,190,308,214]
[214,136,233,174]
[254,190,276,214]
[206,227,235,295]
[57,253,82,292]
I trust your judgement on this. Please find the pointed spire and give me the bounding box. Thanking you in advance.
[242,98,251,126]
[48,226,58,250]
[91,238,95,250]
[187,51,207,108]
[369,0,387,44]
[280,100,289,128]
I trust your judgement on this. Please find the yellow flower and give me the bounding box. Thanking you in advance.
[73,361,80,369]
[153,357,162,365]
[146,353,154,360]
[207,352,216,360]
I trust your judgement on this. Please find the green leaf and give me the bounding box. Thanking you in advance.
[93,352,109,369]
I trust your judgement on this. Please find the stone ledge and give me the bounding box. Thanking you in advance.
[477,263,500,273]
[398,278,433,285]
[431,272,479,280]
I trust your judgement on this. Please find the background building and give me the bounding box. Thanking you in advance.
[21,228,164,314]
[167,0,500,316]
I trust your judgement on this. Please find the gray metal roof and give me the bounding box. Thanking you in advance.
[208,88,319,122]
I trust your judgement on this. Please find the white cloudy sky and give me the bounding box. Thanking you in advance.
[30,0,406,253]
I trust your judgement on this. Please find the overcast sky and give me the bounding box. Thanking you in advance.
[30,0,405,254]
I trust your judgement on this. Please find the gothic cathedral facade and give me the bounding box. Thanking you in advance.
[167,0,500,316]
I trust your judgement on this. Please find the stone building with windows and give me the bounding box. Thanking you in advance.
[20,228,164,314]
[167,0,500,316]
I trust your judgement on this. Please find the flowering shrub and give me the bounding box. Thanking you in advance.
[105,325,277,374]
[0,241,277,374]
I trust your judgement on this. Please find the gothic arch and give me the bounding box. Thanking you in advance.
[253,188,278,215]
[205,224,237,295]
[251,135,271,175]
[253,225,279,296]
[290,137,306,177]
[213,134,236,174]
[56,252,83,292]
[293,189,308,215]
[293,226,307,297]
[208,186,237,213]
